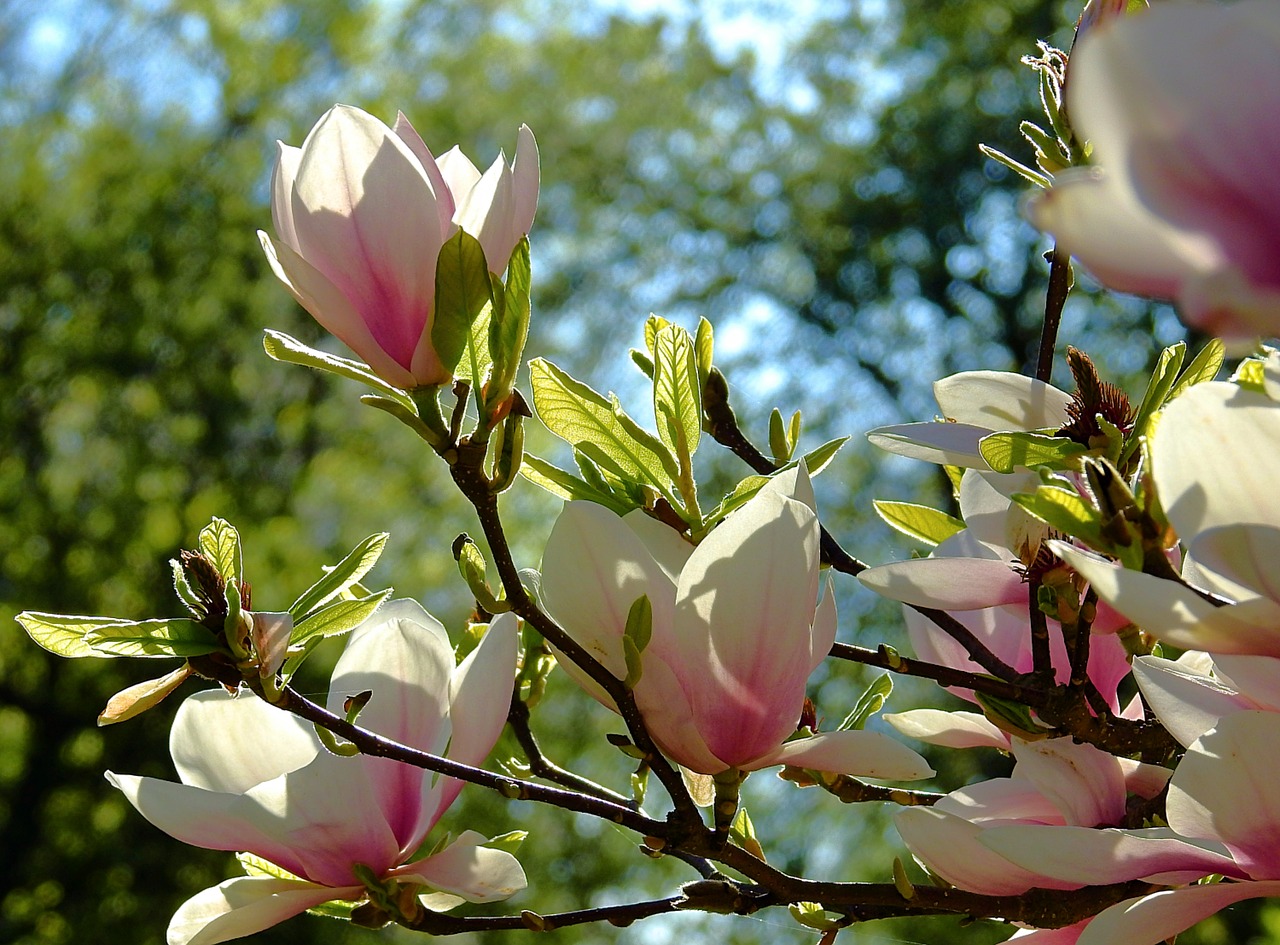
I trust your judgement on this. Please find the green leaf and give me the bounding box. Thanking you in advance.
[622,594,653,689]
[702,475,771,527]
[488,237,532,403]
[1011,484,1101,543]
[768,408,793,464]
[693,316,714,390]
[1232,356,1268,394]
[978,431,1087,474]
[651,323,701,460]
[978,143,1051,189]
[482,830,528,855]
[643,314,669,357]
[1167,339,1225,402]
[517,454,637,514]
[290,589,393,647]
[1120,342,1185,466]
[199,517,242,584]
[84,619,224,659]
[170,559,202,614]
[873,501,965,546]
[975,691,1053,740]
[17,612,146,658]
[431,229,494,379]
[262,329,416,412]
[629,348,655,379]
[289,533,389,620]
[798,435,849,475]
[838,673,894,731]
[529,358,679,496]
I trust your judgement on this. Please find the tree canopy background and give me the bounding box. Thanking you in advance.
[5,1,1254,944]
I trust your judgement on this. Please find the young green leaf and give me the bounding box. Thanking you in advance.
[199,517,242,584]
[769,408,793,464]
[488,237,532,405]
[838,673,894,731]
[529,358,678,496]
[518,454,637,514]
[98,665,193,726]
[798,436,849,475]
[431,229,494,380]
[651,323,702,460]
[17,612,150,659]
[694,317,714,390]
[978,431,1087,473]
[262,329,417,412]
[84,619,224,659]
[1166,338,1225,402]
[289,589,393,647]
[873,501,965,546]
[289,533,390,620]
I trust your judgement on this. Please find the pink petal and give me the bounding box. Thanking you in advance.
[1010,738,1126,827]
[392,111,456,234]
[431,612,519,823]
[270,142,302,252]
[167,876,353,945]
[895,808,1078,895]
[394,830,527,903]
[982,825,1243,887]
[753,729,933,780]
[1078,882,1280,945]
[866,421,990,468]
[511,124,540,240]
[884,709,1008,750]
[858,556,1026,610]
[1169,711,1280,876]
[1187,524,1280,603]
[289,105,443,375]
[673,489,819,767]
[935,777,1064,826]
[1133,655,1251,747]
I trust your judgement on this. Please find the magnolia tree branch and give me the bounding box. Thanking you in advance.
[506,695,637,808]
[1035,244,1072,383]
[828,642,1049,706]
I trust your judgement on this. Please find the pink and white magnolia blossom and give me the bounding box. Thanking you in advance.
[1027,0,1280,339]
[108,601,523,945]
[896,736,1170,898]
[983,711,1280,945]
[259,105,538,389]
[1057,379,1280,657]
[867,370,1074,471]
[1131,650,1280,748]
[539,465,932,780]
[860,467,1132,712]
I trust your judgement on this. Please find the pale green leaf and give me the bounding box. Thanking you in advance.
[518,454,637,514]
[290,589,393,647]
[262,329,416,412]
[651,323,701,459]
[431,229,493,379]
[17,612,144,659]
[1167,339,1225,402]
[839,673,894,730]
[979,431,1087,474]
[872,501,965,546]
[199,517,242,584]
[84,618,224,658]
[489,237,531,400]
[289,533,389,620]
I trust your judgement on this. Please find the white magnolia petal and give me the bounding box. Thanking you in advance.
[395,831,527,904]
[1117,757,1173,801]
[933,371,1073,430]
[958,469,1044,552]
[982,826,1242,887]
[622,509,694,584]
[1078,883,1280,945]
[170,690,318,792]
[1169,711,1280,875]
[1154,383,1280,540]
[753,730,933,780]
[884,709,1007,750]
[541,501,675,681]
[436,146,483,201]
[935,778,1063,825]
[430,612,519,822]
[1133,655,1249,747]
[759,459,816,511]
[1010,738,1126,827]
[1007,920,1090,945]
[1186,524,1280,603]
[866,421,989,468]
[511,124,540,238]
[329,598,452,752]
[167,876,351,945]
[270,142,303,251]
[809,577,838,670]
[896,808,1076,895]
[391,111,456,234]
[858,556,1025,610]
[455,151,516,269]
[1210,653,1280,709]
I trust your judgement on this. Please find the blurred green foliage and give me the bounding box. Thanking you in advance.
[3,1,1254,944]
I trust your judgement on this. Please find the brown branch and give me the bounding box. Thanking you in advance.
[399,895,687,934]
[507,694,635,808]
[828,642,1049,706]
[1035,245,1072,383]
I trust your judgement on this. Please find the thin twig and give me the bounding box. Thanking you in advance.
[1035,245,1072,383]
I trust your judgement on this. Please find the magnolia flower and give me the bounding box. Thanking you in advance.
[1131,650,1280,748]
[1027,0,1280,339]
[867,371,1073,471]
[108,601,523,945]
[983,711,1280,945]
[540,465,932,781]
[860,469,1132,711]
[259,105,539,389]
[1058,380,1280,657]
[896,736,1170,897]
